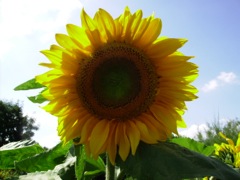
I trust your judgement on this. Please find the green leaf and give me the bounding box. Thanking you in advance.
[19,154,76,180]
[0,140,44,169]
[84,169,104,176]
[85,152,105,172]
[15,141,72,172]
[53,154,76,180]
[74,145,105,180]
[14,78,48,104]
[170,137,215,156]
[28,93,48,104]
[14,78,44,91]
[116,142,240,180]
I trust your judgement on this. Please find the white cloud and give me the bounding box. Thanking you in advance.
[179,124,209,139]
[202,80,218,92]
[202,72,238,92]
[0,0,82,58]
[217,72,237,83]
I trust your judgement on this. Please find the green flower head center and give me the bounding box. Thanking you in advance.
[77,42,158,120]
[93,57,140,108]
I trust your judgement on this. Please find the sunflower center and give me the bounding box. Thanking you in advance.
[93,57,140,108]
[77,42,158,120]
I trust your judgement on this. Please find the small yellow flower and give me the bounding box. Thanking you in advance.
[36,7,198,164]
[214,132,240,168]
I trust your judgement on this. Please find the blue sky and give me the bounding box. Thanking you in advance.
[0,0,240,147]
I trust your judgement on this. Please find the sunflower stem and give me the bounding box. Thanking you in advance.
[117,169,126,180]
[106,154,115,180]
[74,144,85,180]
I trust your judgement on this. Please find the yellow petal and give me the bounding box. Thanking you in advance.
[58,109,88,137]
[117,7,134,42]
[84,29,103,49]
[115,121,122,145]
[126,121,140,155]
[237,133,240,146]
[135,17,162,48]
[150,104,178,134]
[134,120,157,144]
[219,132,235,147]
[132,15,153,44]
[66,24,91,48]
[55,34,78,50]
[148,38,187,58]
[118,123,130,161]
[40,50,62,66]
[139,117,160,140]
[80,117,98,144]
[94,8,116,42]
[143,113,169,140]
[81,9,96,31]
[130,10,143,38]
[90,120,110,157]
[106,121,118,165]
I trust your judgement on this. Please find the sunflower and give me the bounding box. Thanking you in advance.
[36,7,198,164]
[214,132,240,168]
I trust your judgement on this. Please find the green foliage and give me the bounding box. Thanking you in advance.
[196,118,240,146]
[0,140,44,169]
[14,78,44,90]
[0,100,39,146]
[1,137,240,179]
[74,144,105,180]
[0,169,20,179]
[170,137,215,156]
[14,78,48,104]
[0,140,76,179]
[15,141,73,172]
[19,154,76,180]
[28,93,47,104]
[0,139,106,180]
[116,141,240,180]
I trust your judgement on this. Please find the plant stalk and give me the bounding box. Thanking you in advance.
[106,155,115,180]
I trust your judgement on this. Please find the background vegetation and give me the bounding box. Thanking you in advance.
[196,118,240,145]
[0,100,39,147]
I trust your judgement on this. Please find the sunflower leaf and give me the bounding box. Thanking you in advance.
[74,145,105,180]
[116,142,240,180]
[14,78,44,91]
[28,93,48,104]
[19,155,76,180]
[170,137,215,156]
[0,140,44,169]
[15,141,72,172]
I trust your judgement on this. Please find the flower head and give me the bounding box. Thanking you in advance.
[214,132,240,168]
[36,7,198,164]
